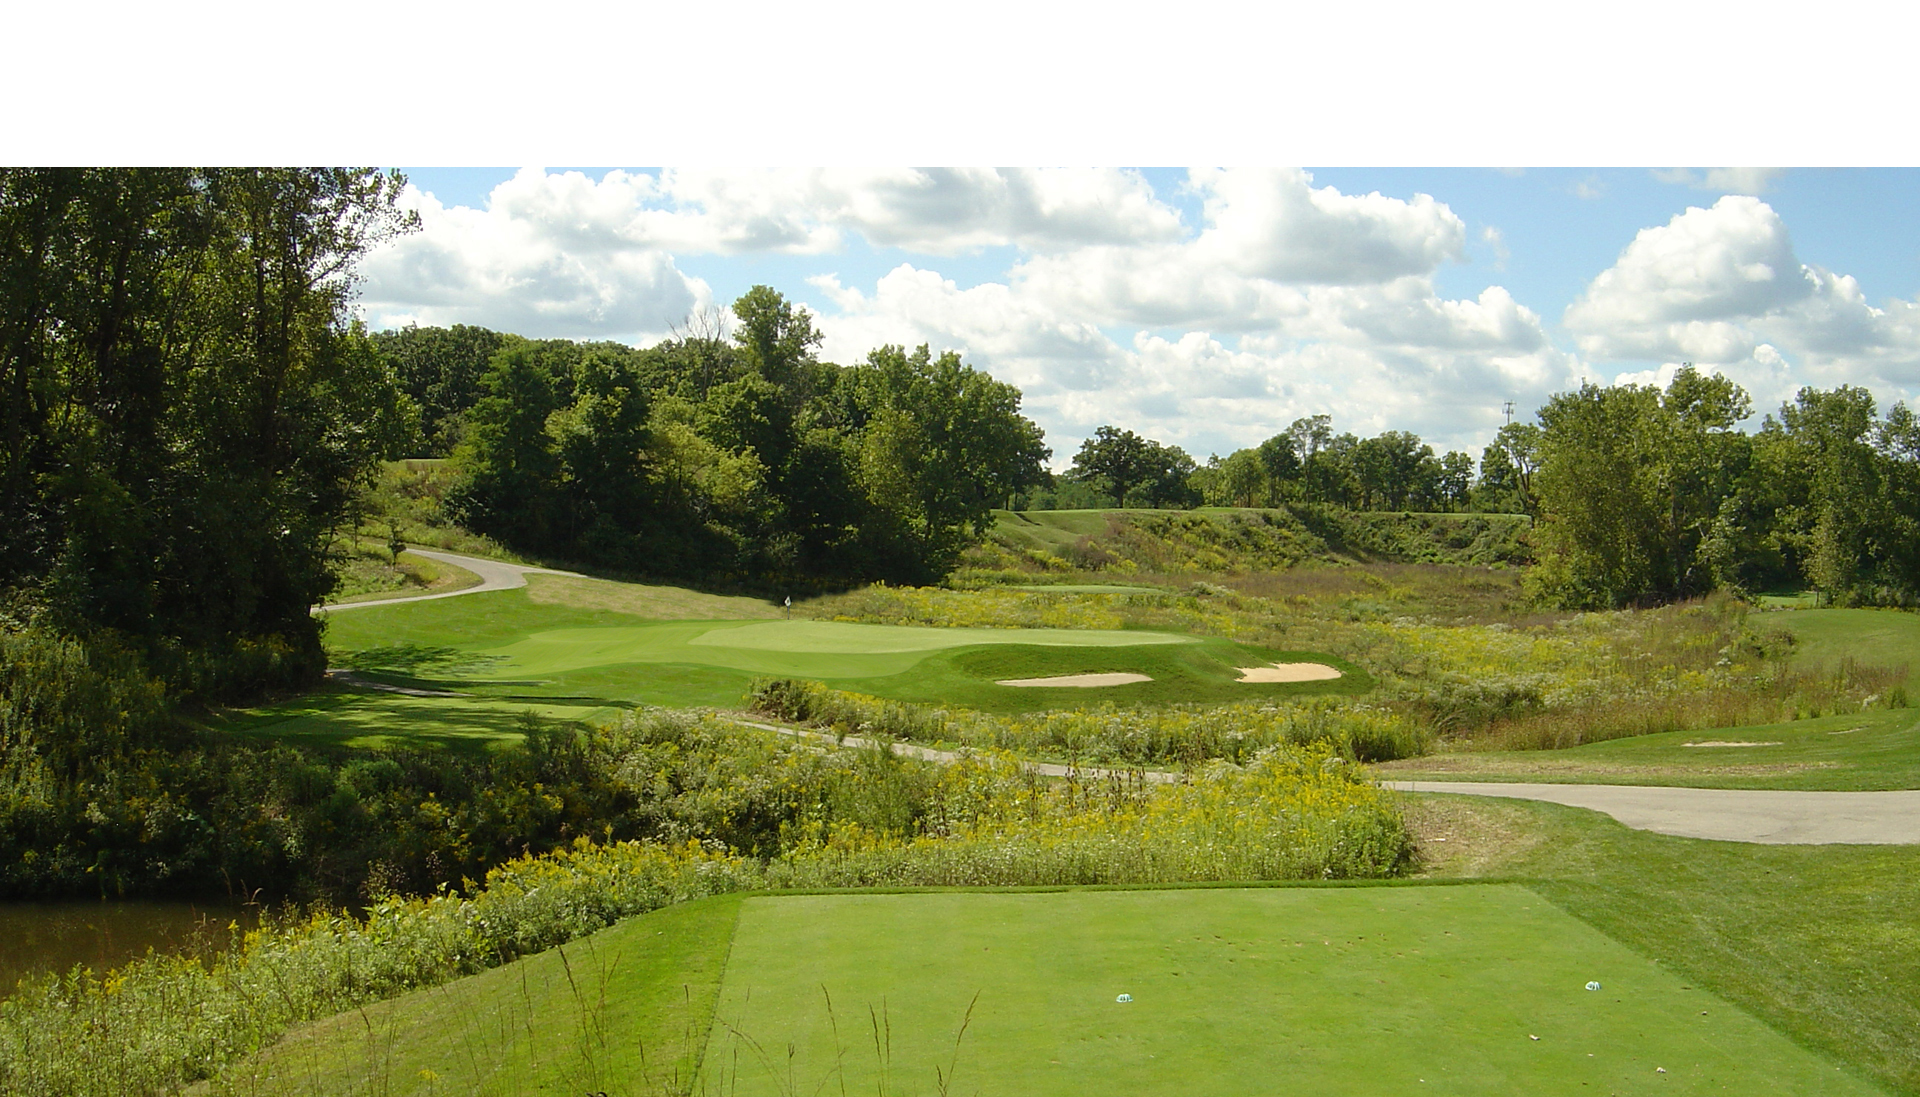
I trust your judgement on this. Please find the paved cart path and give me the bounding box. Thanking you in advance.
[1385,780,1920,844]
[738,722,1920,843]
[314,548,580,613]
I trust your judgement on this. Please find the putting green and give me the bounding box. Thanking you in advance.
[290,586,1361,745]
[689,620,1189,653]
[481,620,1193,681]
[701,886,1880,1096]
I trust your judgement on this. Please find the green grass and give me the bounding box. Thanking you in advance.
[700,886,1879,1096]
[204,893,744,1096]
[1781,607,1920,686]
[214,689,619,752]
[284,585,1360,746]
[1376,605,1920,789]
[1407,794,1920,1095]
[1379,707,1920,791]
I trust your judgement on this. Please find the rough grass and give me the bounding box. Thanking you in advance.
[325,546,483,605]
[965,507,1533,582]
[1404,794,1920,1096]
[523,573,784,621]
[199,894,743,1097]
[1377,707,1920,791]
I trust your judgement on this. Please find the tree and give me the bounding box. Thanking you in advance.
[848,345,1050,581]
[1528,368,1751,608]
[1350,431,1436,511]
[733,284,822,407]
[371,323,516,455]
[0,168,417,690]
[1437,451,1475,511]
[1066,426,1200,508]
[1217,448,1269,507]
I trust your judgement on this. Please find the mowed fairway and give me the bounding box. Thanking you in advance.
[702,887,1881,1097]
[268,578,1364,747]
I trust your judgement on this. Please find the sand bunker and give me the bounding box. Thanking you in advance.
[1236,662,1343,683]
[1683,740,1783,748]
[997,672,1153,688]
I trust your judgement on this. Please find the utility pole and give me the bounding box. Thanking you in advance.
[1502,400,1515,426]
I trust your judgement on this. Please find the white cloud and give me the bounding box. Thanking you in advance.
[1652,167,1786,194]
[810,260,1575,463]
[1565,196,1810,352]
[355,183,710,338]
[406,166,1183,258]
[1566,195,1920,413]
[357,167,1189,336]
[1012,168,1468,330]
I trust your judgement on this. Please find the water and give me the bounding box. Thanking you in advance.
[0,899,253,992]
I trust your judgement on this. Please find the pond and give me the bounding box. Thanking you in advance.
[0,899,255,992]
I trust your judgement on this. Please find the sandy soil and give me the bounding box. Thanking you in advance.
[996,672,1153,688]
[1236,662,1343,683]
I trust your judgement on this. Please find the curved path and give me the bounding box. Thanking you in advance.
[1386,780,1920,845]
[737,719,1920,845]
[736,724,1920,844]
[314,548,580,614]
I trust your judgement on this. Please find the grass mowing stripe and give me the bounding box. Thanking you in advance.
[701,886,1881,1096]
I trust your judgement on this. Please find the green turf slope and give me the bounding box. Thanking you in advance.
[208,894,743,1096]
[702,887,1883,1097]
[1379,706,1920,791]
[1783,607,1920,687]
[283,587,1362,745]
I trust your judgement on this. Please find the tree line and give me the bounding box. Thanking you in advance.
[386,287,1050,588]
[1528,368,1920,609]
[1029,417,1529,514]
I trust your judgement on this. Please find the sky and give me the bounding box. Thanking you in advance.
[360,166,1920,467]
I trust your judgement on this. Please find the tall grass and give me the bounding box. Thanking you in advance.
[751,678,1432,765]
[799,583,1905,751]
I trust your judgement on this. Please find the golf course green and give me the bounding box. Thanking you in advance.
[249,580,1365,748]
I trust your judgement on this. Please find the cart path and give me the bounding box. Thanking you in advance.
[1386,780,1920,845]
[736,721,1920,843]
[314,548,581,613]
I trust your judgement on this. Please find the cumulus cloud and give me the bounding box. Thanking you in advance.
[1565,195,1920,411]
[357,167,1189,336]
[356,183,710,338]
[810,260,1575,463]
[1013,168,1469,329]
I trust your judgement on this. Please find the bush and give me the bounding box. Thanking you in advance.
[749,678,1433,765]
[0,736,1407,1096]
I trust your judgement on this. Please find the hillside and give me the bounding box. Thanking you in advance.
[962,506,1533,580]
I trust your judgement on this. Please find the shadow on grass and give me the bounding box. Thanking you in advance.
[225,690,600,755]
[342,644,509,678]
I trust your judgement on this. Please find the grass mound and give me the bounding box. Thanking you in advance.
[965,506,1533,581]
[209,894,743,1096]
[287,586,1362,746]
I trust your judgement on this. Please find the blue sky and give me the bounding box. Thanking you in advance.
[364,167,1920,466]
